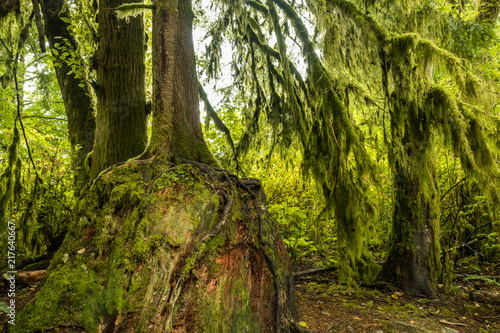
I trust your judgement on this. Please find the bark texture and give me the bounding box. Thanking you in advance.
[146,0,216,165]
[381,130,441,297]
[40,0,96,193]
[90,0,148,179]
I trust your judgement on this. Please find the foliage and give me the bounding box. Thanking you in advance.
[0,0,499,297]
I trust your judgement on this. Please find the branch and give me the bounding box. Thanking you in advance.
[22,115,67,121]
[440,177,465,200]
[198,83,243,174]
[441,234,487,253]
[13,11,39,178]
[31,0,46,53]
[294,266,337,279]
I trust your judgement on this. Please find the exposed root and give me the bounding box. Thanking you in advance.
[174,155,260,195]
[194,188,233,247]
[263,250,281,333]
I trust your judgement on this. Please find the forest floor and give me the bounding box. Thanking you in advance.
[294,261,500,333]
[1,259,499,332]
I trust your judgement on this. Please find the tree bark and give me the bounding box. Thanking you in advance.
[146,0,217,165]
[381,128,441,297]
[476,0,500,24]
[89,0,148,179]
[40,0,96,193]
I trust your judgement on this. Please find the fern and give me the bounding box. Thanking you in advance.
[463,276,500,286]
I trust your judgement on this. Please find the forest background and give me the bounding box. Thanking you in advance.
[0,0,500,331]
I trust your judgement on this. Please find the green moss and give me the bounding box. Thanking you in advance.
[14,258,103,333]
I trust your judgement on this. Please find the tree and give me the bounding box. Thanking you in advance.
[88,0,148,179]
[40,0,96,193]
[310,0,500,295]
[14,0,300,332]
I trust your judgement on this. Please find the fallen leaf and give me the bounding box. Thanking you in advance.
[322,311,331,316]
[391,294,399,300]
[77,248,86,254]
[377,307,384,311]
[394,292,404,297]
[354,316,361,320]
[298,321,308,328]
[438,284,444,288]
[439,319,467,327]
[435,309,440,314]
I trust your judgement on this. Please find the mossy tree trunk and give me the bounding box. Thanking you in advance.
[381,126,441,297]
[145,0,216,165]
[40,0,96,193]
[89,0,148,179]
[16,163,296,332]
[16,0,298,331]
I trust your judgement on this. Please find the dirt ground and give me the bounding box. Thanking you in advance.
[294,264,500,333]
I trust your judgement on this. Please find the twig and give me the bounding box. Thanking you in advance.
[441,234,487,253]
[329,119,340,149]
[440,177,465,200]
[465,221,495,242]
[22,115,67,121]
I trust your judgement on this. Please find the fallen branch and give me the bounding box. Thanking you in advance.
[458,274,500,280]
[439,319,467,326]
[18,270,46,285]
[294,266,337,279]
[470,290,500,305]
[441,235,487,253]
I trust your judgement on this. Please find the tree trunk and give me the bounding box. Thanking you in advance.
[381,127,441,297]
[40,0,96,193]
[146,0,216,165]
[15,162,296,332]
[89,0,148,179]
[16,1,298,331]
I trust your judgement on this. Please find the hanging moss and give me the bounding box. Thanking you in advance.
[114,3,155,21]
[0,125,21,225]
